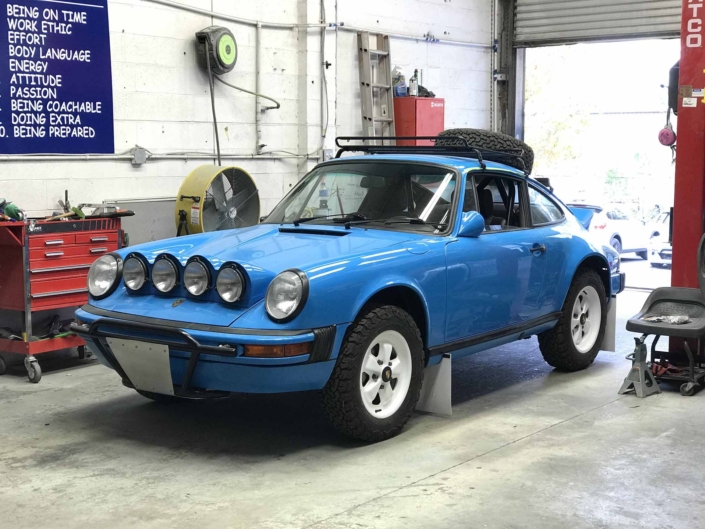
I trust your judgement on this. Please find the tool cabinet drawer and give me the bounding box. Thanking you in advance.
[30,290,89,310]
[75,232,118,245]
[29,257,94,281]
[30,243,117,262]
[29,234,76,249]
[30,276,89,310]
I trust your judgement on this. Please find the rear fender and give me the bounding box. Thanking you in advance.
[568,207,594,230]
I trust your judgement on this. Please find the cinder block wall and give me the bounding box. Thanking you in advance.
[2,0,491,217]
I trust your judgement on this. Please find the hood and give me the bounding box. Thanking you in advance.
[128,223,418,272]
[98,224,420,326]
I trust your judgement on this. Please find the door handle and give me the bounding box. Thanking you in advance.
[531,244,547,254]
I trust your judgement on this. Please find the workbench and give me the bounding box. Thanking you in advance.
[0,218,122,382]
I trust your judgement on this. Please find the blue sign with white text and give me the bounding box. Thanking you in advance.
[0,0,114,154]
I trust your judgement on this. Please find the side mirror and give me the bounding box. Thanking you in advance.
[457,211,485,238]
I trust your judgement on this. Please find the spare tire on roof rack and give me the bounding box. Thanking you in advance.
[436,128,534,174]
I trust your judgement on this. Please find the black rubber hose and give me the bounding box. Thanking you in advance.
[204,39,221,166]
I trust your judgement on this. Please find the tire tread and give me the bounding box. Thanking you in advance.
[538,269,606,372]
[436,128,535,174]
[322,305,424,442]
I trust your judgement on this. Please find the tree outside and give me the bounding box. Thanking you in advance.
[524,39,680,220]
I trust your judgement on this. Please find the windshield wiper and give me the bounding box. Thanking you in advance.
[332,213,368,224]
[384,217,448,229]
[291,212,372,227]
[291,214,340,226]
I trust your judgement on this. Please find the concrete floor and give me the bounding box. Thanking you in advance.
[1,290,703,528]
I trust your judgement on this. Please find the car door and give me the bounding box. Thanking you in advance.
[527,185,569,315]
[444,174,548,343]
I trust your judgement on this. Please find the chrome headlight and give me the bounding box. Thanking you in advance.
[152,258,178,293]
[87,254,121,299]
[216,266,244,303]
[265,270,308,322]
[184,260,210,296]
[123,257,147,291]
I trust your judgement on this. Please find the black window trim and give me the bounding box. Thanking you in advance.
[527,183,567,228]
[471,171,532,235]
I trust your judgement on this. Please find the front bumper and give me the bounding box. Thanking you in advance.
[72,306,342,395]
[650,247,672,265]
[611,271,626,296]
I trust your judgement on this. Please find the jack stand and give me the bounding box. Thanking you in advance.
[416,353,452,416]
[618,336,661,398]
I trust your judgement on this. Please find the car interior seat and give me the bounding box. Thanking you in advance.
[480,189,506,229]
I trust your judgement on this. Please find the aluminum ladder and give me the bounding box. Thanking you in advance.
[357,32,395,145]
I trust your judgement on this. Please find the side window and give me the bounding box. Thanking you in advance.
[476,175,524,231]
[529,187,564,225]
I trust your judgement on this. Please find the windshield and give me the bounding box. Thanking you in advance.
[263,162,458,232]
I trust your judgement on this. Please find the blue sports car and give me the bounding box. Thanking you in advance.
[73,136,624,442]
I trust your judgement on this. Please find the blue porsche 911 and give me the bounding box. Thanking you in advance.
[73,132,624,442]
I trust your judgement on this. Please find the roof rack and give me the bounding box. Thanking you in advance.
[334,136,527,174]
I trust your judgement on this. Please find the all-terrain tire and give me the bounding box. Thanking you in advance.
[538,269,607,372]
[436,128,535,174]
[322,305,424,442]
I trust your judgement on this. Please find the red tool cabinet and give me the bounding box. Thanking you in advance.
[0,218,122,382]
[393,97,445,146]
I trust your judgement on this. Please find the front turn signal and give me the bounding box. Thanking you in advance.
[243,342,311,358]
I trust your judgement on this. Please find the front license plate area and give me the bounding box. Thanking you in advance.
[107,338,174,395]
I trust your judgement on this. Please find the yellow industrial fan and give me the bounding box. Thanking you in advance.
[175,165,260,235]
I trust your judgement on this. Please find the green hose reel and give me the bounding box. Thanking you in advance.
[196,26,237,75]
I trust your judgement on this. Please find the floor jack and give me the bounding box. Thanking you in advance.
[618,336,661,398]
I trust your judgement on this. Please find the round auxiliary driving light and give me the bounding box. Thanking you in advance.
[123,257,147,291]
[184,260,210,296]
[216,266,244,303]
[152,259,178,293]
[88,254,121,299]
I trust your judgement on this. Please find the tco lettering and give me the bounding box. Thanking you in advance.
[687,0,704,48]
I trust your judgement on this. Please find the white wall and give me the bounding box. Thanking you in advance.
[1,0,491,217]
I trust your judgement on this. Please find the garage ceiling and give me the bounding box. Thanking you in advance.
[514,0,682,47]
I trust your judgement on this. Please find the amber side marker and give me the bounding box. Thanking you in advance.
[243,342,312,358]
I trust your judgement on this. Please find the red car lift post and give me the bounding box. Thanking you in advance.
[672,0,705,289]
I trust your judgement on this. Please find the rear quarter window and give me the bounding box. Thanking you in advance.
[529,187,564,225]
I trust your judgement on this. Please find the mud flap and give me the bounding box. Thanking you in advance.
[416,353,452,416]
[601,296,617,352]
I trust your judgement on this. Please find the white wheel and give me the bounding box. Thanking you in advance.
[570,286,602,353]
[359,330,412,419]
[538,269,607,372]
[322,305,424,442]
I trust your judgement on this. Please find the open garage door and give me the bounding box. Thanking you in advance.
[514,0,681,47]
